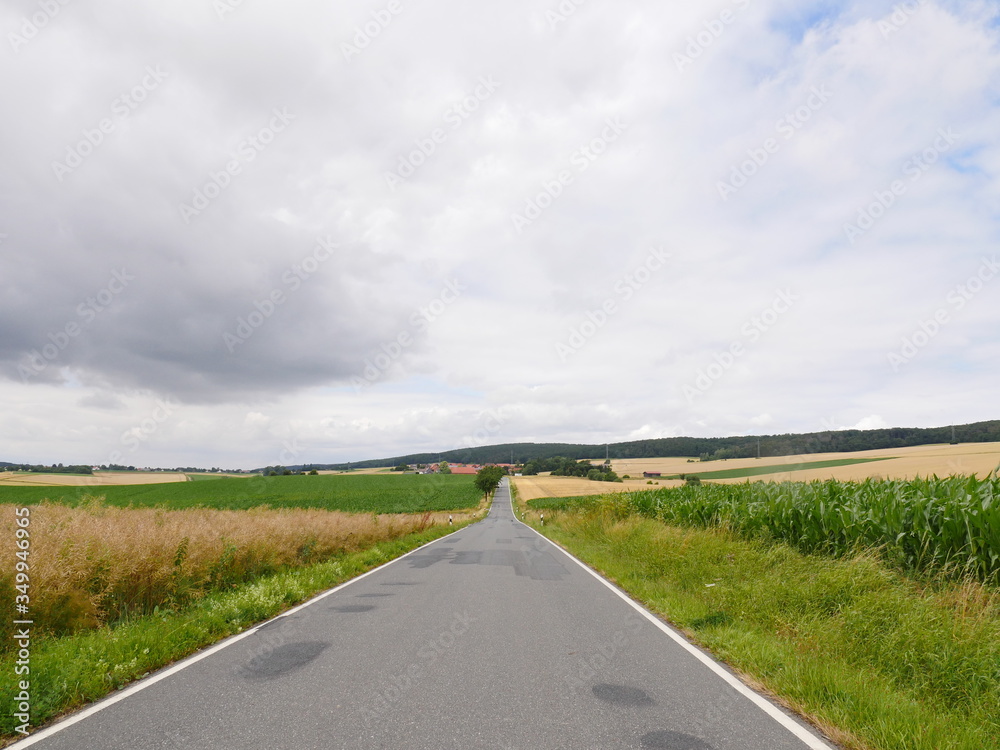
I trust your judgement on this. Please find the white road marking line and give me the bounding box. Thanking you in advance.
[8,526,466,748]
[506,481,836,750]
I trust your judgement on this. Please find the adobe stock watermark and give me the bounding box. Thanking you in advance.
[277,436,306,466]
[240,617,299,676]
[843,127,960,245]
[244,436,307,497]
[18,268,134,382]
[51,65,169,182]
[8,0,73,54]
[683,289,798,403]
[684,688,744,739]
[351,278,466,391]
[556,246,671,362]
[880,0,929,38]
[461,408,510,449]
[545,0,589,31]
[674,0,752,72]
[510,116,628,234]
[178,107,296,223]
[385,76,500,191]
[108,396,182,464]
[12,507,32,736]
[362,610,477,721]
[767,415,847,471]
[214,0,248,21]
[717,84,832,201]
[341,0,404,63]
[887,255,998,372]
[224,236,337,353]
[563,614,644,696]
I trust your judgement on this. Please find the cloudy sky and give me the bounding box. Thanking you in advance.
[1,0,998,469]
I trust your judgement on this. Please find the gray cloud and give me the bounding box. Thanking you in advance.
[0,0,998,466]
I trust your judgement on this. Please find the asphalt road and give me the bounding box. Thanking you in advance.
[16,479,836,750]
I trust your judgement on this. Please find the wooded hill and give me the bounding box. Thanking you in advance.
[311,419,1000,471]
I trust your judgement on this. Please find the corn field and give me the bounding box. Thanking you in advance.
[613,476,1000,582]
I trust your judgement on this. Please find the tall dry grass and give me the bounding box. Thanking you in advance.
[0,499,444,645]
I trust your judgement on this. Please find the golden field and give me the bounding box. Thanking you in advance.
[512,475,680,501]
[513,442,1000,500]
[0,501,446,639]
[615,442,1000,483]
[0,471,190,487]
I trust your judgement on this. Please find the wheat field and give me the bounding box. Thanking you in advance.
[514,443,1000,500]
[0,471,190,487]
[612,442,1000,483]
[0,501,454,640]
[512,475,680,501]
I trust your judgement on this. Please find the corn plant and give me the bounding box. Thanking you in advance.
[617,476,1000,582]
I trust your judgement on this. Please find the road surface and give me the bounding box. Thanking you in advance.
[16,479,836,749]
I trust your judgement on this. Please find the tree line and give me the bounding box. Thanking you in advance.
[1,463,94,475]
[320,420,1000,470]
[522,457,622,482]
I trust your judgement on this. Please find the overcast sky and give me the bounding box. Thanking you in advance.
[1,0,998,469]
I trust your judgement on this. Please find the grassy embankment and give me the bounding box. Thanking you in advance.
[517,476,1000,750]
[0,474,483,739]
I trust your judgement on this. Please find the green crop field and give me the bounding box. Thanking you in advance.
[670,456,892,481]
[531,475,1000,582]
[0,473,481,513]
[529,495,592,510]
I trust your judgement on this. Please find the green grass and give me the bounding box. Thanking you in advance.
[528,495,594,510]
[557,476,1000,582]
[184,473,223,481]
[534,509,1000,750]
[0,473,481,513]
[0,523,463,740]
[672,457,892,481]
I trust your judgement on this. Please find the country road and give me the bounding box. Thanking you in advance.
[14,479,836,750]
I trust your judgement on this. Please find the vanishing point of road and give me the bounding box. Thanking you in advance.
[15,479,836,749]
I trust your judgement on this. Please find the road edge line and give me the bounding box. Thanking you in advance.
[7,522,473,749]
[506,481,836,750]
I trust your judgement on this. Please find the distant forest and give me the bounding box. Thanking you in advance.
[6,420,996,476]
[312,420,1000,471]
[0,463,94,475]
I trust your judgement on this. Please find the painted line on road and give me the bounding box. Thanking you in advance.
[506,481,836,750]
[7,522,476,749]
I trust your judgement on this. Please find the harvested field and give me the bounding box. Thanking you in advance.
[0,471,189,487]
[515,443,1000,500]
[612,442,1000,484]
[512,474,680,502]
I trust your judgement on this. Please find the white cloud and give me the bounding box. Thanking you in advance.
[0,0,997,467]
[849,415,890,431]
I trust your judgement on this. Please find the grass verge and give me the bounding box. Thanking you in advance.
[0,523,464,742]
[530,506,1000,750]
